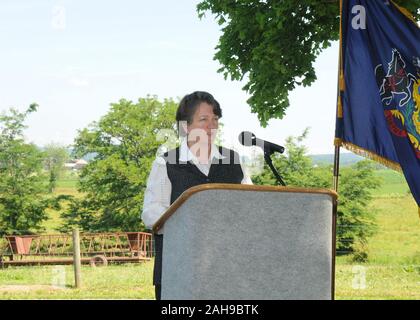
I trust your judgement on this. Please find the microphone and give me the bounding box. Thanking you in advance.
[238,131,285,154]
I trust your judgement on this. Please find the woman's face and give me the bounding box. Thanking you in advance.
[187,102,219,146]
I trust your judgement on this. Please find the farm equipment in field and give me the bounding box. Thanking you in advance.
[0,232,154,267]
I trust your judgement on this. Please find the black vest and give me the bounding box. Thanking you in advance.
[164,146,244,204]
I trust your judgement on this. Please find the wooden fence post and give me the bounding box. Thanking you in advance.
[72,229,82,288]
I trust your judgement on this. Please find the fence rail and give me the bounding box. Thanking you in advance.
[0,231,154,267]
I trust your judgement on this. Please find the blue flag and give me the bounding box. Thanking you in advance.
[335,0,420,214]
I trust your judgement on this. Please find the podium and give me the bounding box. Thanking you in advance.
[153,183,337,300]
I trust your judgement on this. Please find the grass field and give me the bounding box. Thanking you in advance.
[1,168,419,299]
[334,169,420,299]
[0,263,155,300]
[334,196,420,299]
[372,169,410,197]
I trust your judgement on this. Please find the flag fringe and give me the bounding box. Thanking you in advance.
[334,138,402,172]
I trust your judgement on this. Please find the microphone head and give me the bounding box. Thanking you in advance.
[238,131,256,146]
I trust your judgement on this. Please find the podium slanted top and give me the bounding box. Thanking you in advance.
[152,183,337,233]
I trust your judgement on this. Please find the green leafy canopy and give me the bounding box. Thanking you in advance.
[197,0,419,126]
[0,104,66,235]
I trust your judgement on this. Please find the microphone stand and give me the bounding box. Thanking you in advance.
[263,151,286,186]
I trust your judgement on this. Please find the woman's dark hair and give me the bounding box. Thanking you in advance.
[176,91,222,123]
[176,91,222,137]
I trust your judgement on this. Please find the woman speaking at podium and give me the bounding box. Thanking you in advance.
[141,91,252,300]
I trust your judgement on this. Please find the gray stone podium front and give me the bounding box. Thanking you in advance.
[153,184,337,300]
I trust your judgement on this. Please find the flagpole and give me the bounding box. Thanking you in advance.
[330,0,345,301]
[334,0,344,193]
[333,145,340,192]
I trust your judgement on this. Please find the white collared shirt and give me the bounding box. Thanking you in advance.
[141,140,253,234]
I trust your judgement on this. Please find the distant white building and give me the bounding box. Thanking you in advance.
[64,159,88,170]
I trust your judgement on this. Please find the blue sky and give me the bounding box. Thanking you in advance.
[0,0,343,155]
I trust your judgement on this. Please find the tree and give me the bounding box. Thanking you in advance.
[335,161,382,260]
[251,130,381,260]
[44,143,70,193]
[197,0,419,126]
[0,104,50,235]
[60,96,179,232]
